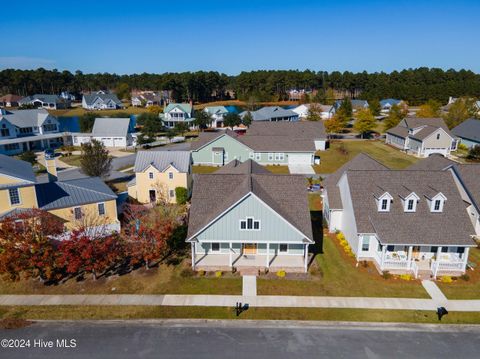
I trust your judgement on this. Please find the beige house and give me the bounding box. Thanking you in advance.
[128,151,192,204]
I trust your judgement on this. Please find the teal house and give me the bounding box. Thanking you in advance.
[186,160,314,272]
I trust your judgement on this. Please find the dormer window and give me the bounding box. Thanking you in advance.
[429,193,446,213]
[402,192,419,212]
[377,192,393,212]
[407,199,414,211]
[433,199,442,211]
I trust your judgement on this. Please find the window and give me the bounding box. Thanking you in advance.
[0,128,10,137]
[5,143,19,150]
[274,153,284,161]
[441,247,448,253]
[268,153,274,161]
[387,245,394,252]
[239,217,260,231]
[407,199,414,211]
[362,237,370,251]
[381,199,388,210]
[74,207,82,220]
[434,200,441,211]
[148,172,154,179]
[457,247,465,254]
[8,188,20,205]
[431,246,438,253]
[255,153,261,161]
[436,133,440,140]
[279,244,288,253]
[169,190,175,198]
[168,172,174,180]
[211,243,220,252]
[98,203,105,216]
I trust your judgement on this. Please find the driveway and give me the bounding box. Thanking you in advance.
[288,164,315,175]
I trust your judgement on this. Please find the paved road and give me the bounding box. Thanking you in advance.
[1,320,480,359]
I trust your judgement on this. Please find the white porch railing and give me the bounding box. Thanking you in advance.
[431,260,466,279]
[382,259,410,269]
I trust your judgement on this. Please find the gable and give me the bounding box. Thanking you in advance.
[195,194,306,243]
[193,133,252,153]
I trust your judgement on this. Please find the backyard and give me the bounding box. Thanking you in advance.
[314,139,419,173]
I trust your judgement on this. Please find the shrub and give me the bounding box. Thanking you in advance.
[460,274,470,281]
[382,271,392,279]
[215,271,222,278]
[440,275,453,283]
[276,270,286,278]
[457,143,468,151]
[197,270,205,277]
[180,267,194,278]
[399,274,413,281]
[175,187,189,205]
[19,151,37,165]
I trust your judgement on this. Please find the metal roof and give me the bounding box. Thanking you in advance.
[92,117,130,137]
[0,154,36,184]
[133,150,191,173]
[0,109,56,128]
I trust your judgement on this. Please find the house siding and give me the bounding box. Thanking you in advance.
[337,174,360,254]
[192,135,252,165]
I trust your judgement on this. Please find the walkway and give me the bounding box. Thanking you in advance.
[422,280,448,306]
[1,294,480,311]
[288,164,315,175]
[242,276,257,296]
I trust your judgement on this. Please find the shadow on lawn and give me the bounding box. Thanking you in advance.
[309,209,324,267]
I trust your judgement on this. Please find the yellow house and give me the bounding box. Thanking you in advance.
[128,151,192,204]
[0,154,120,236]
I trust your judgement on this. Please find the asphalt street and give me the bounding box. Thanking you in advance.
[0,320,479,359]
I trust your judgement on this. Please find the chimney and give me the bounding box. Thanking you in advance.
[44,152,58,182]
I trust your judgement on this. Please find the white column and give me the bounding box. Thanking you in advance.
[191,242,195,270]
[380,245,386,269]
[437,246,442,261]
[304,244,309,273]
[266,243,270,268]
[407,246,413,269]
[229,242,233,268]
[463,247,470,270]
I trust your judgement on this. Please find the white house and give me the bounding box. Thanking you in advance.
[72,117,135,148]
[160,103,193,128]
[203,106,229,128]
[292,104,335,119]
[82,93,123,110]
[18,94,70,110]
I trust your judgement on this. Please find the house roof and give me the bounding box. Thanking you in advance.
[204,106,229,115]
[187,173,313,241]
[240,106,298,121]
[0,109,55,128]
[92,117,130,137]
[387,117,452,140]
[452,119,480,143]
[323,154,388,210]
[133,150,191,173]
[0,154,36,184]
[190,130,240,151]
[164,103,192,114]
[406,155,457,171]
[345,170,475,246]
[380,99,402,107]
[35,177,117,210]
[19,94,65,105]
[215,159,269,174]
[83,93,122,106]
[452,164,480,214]
[0,94,22,103]
[334,99,369,110]
[246,121,327,139]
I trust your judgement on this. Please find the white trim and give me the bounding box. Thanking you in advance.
[97,202,106,216]
[8,187,22,206]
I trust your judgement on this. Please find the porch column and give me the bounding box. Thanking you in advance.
[380,245,386,269]
[463,247,470,269]
[437,247,442,261]
[407,246,413,269]
[266,242,270,268]
[191,242,195,270]
[229,242,233,267]
[304,244,309,273]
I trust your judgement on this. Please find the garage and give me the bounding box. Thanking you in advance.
[101,137,114,147]
[288,153,313,165]
[423,148,448,157]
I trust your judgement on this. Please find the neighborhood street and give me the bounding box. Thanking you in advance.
[1,320,479,359]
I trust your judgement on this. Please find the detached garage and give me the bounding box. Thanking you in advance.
[91,117,134,148]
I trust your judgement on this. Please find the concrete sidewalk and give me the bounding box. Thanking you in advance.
[1,294,480,311]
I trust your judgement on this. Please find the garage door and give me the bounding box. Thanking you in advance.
[288,153,312,165]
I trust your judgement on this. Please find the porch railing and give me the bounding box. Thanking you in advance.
[431,260,466,279]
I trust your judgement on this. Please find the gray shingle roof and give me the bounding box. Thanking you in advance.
[323,154,388,210]
[19,94,65,105]
[190,130,238,151]
[346,170,475,246]
[35,177,117,210]
[215,159,269,174]
[0,109,55,128]
[133,151,191,173]
[387,117,452,140]
[452,119,480,143]
[0,154,36,185]
[92,117,130,137]
[452,164,480,214]
[406,155,457,171]
[187,173,313,242]
[380,99,402,107]
[83,93,122,106]
[240,106,298,121]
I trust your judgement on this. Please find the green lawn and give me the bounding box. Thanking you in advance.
[59,154,82,167]
[313,140,419,173]
[258,233,428,298]
[437,247,480,299]
[3,306,480,323]
[0,262,241,295]
[192,165,219,174]
[49,106,151,117]
[265,165,290,174]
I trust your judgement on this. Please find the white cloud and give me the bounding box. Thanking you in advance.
[0,56,56,70]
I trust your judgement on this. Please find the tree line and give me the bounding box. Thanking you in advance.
[2,67,480,105]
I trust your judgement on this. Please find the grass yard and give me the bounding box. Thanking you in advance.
[192,165,219,174]
[49,106,150,117]
[265,165,290,174]
[257,233,428,298]
[313,140,419,174]
[58,154,82,167]
[2,306,480,323]
[0,261,242,296]
[437,247,480,299]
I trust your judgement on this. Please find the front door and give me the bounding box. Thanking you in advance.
[412,246,421,259]
[243,243,257,255]
[149,190,156,202]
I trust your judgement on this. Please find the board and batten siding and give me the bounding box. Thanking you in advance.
[194,194,306,243]
[192,135,252,165]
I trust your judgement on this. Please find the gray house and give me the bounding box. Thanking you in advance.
[19,94,70,110]
[386,117,457,157]
[187,159,314,272]
[239,106,299,122]
[190,121,327,168]
[82,93,123,110]
[323,154,476,279]
[452,119,480,148]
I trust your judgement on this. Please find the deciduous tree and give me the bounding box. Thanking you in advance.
[353,108,376,138]
[80,139,112,178]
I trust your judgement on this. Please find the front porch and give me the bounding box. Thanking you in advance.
[371,245,470,279]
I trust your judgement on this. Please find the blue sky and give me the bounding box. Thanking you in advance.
[1,0,479,74]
